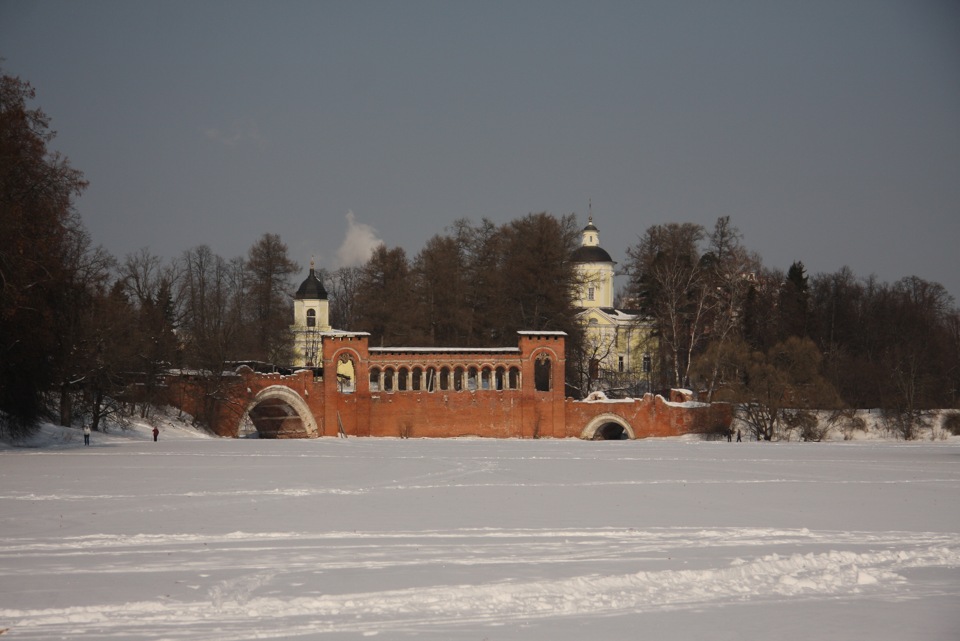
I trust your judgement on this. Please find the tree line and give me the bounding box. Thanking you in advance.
[623,218,959,439]
[3,71,958,439]
[357,213,958,439]
[2,71,303,436]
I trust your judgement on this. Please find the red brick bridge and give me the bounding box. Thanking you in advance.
[166,332,731,440]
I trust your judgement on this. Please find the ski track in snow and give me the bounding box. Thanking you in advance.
[3,437,958,638]
[2,527,958,639]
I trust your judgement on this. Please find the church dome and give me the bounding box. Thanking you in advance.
[571,215,614,263]
[571,245,614,263]
[295,264,328,300]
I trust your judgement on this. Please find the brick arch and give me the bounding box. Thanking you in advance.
[580,413,636,440]
[330,347,361,393]
[243,385,319,438]
[529,346,562,362]
[531,347,559,392]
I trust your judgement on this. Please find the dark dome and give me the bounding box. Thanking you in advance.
[571,245,614,263]
[295,268,328,300]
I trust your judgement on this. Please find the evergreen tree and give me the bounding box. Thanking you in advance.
[778,260,810,339]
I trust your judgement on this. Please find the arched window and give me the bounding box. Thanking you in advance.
[411,367,423,391]
[508,367,521,390]
[495,366,506,391]
[480,367,492,390]
[397,367,409,391]
[425,367,437,392]
[369,367,381,392]
[383,367,395,392]
[439,367,451,391]
[453,366,465,391]
[306,308,316,328]
[534,353,551,392]
[337,355,355,393]
[467,367,479,392]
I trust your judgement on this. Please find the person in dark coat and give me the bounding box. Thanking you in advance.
[736,429,742,442]
[152,426,159,442]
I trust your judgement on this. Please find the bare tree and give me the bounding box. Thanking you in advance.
[115,249,180,417]
[173,245,252,427]
[696,217,759,400]
[246,233,299,364]
[328,265,361,330]
[625,222,709,388]
[716,336,841,441]
[119,247,164,306]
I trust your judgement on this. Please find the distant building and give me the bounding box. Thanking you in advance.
[168,236,726,440]
[290,260,332,367]
[571,213,657,395]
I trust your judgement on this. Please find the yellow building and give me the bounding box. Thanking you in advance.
[572,215,657,395]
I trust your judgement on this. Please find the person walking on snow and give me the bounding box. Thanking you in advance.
[152,426,159,442]
[83,424,90,446]
[736,429,742,442]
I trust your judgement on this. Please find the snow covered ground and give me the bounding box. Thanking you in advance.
[1,419,958,640]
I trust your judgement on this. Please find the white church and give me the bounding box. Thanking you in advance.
[570,214,656,394]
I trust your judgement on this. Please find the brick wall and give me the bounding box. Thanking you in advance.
[166,333,732,440]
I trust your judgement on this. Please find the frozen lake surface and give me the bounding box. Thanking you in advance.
[2,428,959,640]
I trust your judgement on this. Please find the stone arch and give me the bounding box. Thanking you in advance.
[243,385,319,439]
[580,413,635,440]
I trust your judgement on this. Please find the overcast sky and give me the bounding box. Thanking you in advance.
[3,0,959,299]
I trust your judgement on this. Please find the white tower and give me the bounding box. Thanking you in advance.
[291,260,330,366]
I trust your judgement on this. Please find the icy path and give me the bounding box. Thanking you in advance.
[1,437,958,639]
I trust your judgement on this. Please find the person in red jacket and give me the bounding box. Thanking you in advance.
[152,426,159,442]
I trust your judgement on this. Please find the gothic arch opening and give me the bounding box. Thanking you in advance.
[242,386,319,439]
[534,353,552,392]
[581,414,635,441]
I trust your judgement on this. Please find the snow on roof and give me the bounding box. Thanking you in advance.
[319,330,371,337]
[663,400,711,408]
[369,347,520,354]
[576,391,637,403]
